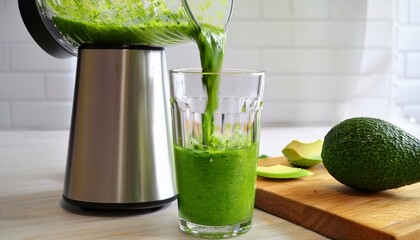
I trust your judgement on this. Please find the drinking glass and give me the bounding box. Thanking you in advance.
[169,68,265,238]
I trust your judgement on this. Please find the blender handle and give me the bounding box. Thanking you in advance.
[18,0,77,58]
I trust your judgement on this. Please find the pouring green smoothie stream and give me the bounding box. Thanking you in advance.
[44,0,260,236]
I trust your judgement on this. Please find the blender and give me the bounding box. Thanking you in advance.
[18,0,233,210]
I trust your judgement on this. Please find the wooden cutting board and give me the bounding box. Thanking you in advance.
[255,157,420,240]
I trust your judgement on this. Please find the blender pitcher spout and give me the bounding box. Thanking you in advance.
[182,0,234,30]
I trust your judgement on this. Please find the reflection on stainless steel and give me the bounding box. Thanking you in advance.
[63,47,177,208]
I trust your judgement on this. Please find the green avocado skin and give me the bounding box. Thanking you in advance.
[321,117,420,192]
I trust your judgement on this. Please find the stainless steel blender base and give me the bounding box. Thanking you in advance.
[63,45,177,210]
[62,195,177,210]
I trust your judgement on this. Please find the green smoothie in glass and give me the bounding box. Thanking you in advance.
[170,68,264,238]
[175,144,257,226]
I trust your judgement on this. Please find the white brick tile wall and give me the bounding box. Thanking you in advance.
[0,0,411,128]
[0,44,8,70]
[346,97,390,119]
[405,52,420,77]
[331,0,368,19]
[333,49,364,73]
[397,53,406,78]
[292,22,365,47]
[395,0,420,122]
[229,22,291,47]
[356,74,392,97]
[223,48,261,69]
[11,102,72,128]
[289,0,330,19]
[365,22,394,47]
[262,101,345,125]
[410,0,420,23]
[0,0,76,129]
[10,43,76,71]
[264,75,356,101]
[233,0,261,19]
[46,73,76,100]
[261,49,334,74]
[0,14,32,42]
[0,73,45,99]
[398,26,420,50]
[399,0,409,23]
[403,105,420,120]
[396,80,420,104]
[360,49,394,74]
[262,0,291,19]
[263,0,330,19]
[166,43,201,69]
[4,0,18,11]
[368,0,395,19]
[0,102,10,127]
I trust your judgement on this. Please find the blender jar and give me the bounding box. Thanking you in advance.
[20,0,233,58]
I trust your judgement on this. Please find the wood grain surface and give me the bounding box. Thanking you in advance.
[0,131,327,240]
[255,157,420,240]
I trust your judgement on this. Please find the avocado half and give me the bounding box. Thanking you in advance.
[321,117,420,192]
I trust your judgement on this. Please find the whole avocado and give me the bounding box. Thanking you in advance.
[321,117,420,192]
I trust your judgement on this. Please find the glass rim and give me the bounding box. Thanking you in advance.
[170,68,265,76]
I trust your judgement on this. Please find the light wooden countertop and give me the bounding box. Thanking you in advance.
[0,129,331,239]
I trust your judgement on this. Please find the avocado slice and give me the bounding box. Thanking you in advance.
[257,164,313,179]
[282,140,323,168]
